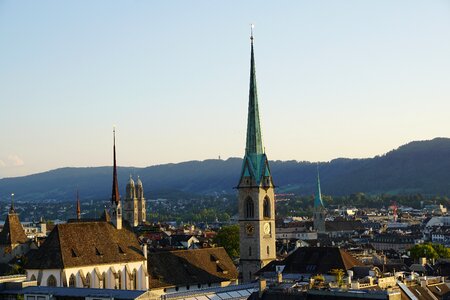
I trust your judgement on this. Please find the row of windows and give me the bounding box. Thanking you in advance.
[35,269,138,290]
[245,197,271,219]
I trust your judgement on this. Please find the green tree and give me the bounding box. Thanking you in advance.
[330,268,345,286]
[431,244,450,259]
[213,225,239,259]
[409,243,439,260]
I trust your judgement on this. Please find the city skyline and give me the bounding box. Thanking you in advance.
[1,1,449,178]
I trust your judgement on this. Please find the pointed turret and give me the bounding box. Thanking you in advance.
[314,165,324,209]
[76,190,81,220]
[0,194,28,247]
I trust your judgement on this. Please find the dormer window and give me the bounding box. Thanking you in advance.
[71,249,78,257]
[210,254,219,263]
[95,247,103,256]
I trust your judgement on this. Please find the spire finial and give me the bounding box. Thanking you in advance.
[250,24,254,41]
[10,193,15,213]
[113,125,116,145]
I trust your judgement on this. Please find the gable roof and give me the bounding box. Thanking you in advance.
[0,212,28,246]
[148,247,238,289]
[25,221,145,269]
[259,246,363,275]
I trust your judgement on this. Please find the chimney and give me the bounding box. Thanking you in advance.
[142,243,148,259]
[277,271,283,284]
[347,270,353,284]
[419,257,427,266]
[258,278,266,298]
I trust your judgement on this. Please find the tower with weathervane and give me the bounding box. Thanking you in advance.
[237,29,276,283]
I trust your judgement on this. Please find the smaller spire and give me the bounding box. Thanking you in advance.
[111,127,120,205]
[314,164,324,209]
[76,190,81,220]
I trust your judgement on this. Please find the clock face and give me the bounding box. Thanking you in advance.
[264,222,271,235]
[246,223,255,235]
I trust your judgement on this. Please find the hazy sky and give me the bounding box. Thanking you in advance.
[0,1,449,178]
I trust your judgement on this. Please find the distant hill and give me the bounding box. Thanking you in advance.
[0,138,449,202]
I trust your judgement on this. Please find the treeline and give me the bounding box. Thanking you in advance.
[276,193,450,217]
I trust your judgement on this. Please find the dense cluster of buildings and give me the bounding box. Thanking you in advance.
[0,33,449,300]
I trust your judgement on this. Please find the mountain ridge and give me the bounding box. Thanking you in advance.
[0,137,449,201]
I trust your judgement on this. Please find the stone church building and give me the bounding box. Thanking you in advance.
[24,130,149,290]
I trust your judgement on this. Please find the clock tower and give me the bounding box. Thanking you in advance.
[237,30,276,283]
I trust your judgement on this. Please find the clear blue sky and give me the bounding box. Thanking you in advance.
[0,1,449,178]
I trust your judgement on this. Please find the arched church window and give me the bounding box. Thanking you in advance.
[47,275,57,287]
[267,245,270,255]
[133,269,137,290]
[248,246,252,256]
[263,197,270,218]
[117,271,122,289]
[245,197,254,218]
[69,274,76,287]
[30,274,36,281]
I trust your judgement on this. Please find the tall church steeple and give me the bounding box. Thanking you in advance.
[110,128,122,229]
[238,27,276,283]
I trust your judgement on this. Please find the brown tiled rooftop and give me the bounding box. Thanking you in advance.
[25,221,145,269]
[148,247,238,289]
[0,212,28,246]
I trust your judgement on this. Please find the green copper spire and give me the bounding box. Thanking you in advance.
[314,165,324,209]
[245,31,263,155]
[238,27,272,187]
